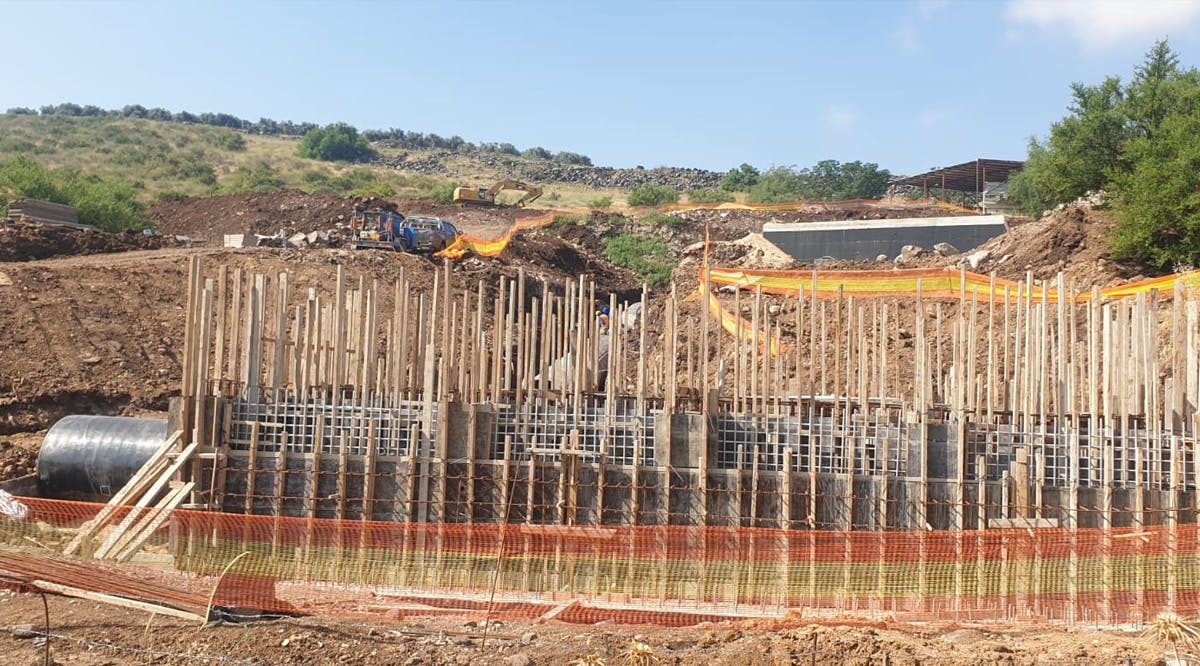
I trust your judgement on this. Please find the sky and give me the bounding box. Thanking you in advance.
[3,0,1200,176]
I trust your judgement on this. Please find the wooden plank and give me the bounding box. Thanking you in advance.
[63,431,183,556]
[109,482,197,562]
[34,580,205,623]
[91,442,200,559]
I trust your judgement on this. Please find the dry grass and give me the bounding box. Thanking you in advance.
[568,654,607,666]
[621,640,659,666]
[0,115,629,206]
[1144,613,1200,660]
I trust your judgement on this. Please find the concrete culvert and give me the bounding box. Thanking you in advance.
[37,415,168,501]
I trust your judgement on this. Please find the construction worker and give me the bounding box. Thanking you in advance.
[597,306,611,334]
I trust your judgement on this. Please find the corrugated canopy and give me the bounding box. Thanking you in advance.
[892,159,1024,193]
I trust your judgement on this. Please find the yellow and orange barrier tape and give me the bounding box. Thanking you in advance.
[436,197,975,259]
[707,266,1200,302]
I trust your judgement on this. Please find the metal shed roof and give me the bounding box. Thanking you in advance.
[892,159,1024,193]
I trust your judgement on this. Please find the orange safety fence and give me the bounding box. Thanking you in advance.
[4,496,1200,625]
[700,273,784,357]
[438,210,580,259]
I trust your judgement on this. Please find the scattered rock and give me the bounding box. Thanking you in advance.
[521,631,538,643]
[933,242,958,256]
[898,244,926,262]
[965,249,991,270]
[8,623,36,638]
[505,653,534,666]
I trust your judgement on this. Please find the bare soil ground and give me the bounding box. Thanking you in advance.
[146,191,545,242]
[0,191,1175,664]
[0,590,1166,666]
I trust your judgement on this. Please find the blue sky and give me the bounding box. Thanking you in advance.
[3,0,1200,176]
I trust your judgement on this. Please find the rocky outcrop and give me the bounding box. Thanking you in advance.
[366,154,723,190]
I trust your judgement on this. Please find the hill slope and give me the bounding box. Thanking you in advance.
[0,114,723,212]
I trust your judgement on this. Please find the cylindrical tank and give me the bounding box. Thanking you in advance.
[37,415,169,501]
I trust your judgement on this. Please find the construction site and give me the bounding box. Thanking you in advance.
[0,187,1192,665]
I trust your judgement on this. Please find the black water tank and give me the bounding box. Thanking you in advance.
[37,415,169,501]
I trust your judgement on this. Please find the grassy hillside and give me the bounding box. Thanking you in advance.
[0,115,637,212]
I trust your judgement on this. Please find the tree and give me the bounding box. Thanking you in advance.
[746,161,890,203]
[1007,76,1128,214]
[747,166,806,203]
[554,151,593,166]
[806,160,891,200]
[720,163,759,191]
[1109,83,1200,268]
[1009,39,1200,268]
[296,123,377,162]
[523,146,552,160]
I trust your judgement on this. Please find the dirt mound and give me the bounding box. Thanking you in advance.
[0,226,178,262]
[952,204,1151,289]
[148,190,350,240]
[504,233,640,294]
[148,190,551,242]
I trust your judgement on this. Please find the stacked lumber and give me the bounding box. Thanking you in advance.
[62,431,195,562]
[7,198,94,231]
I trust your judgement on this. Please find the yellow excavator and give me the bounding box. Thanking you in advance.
[452,180,543,207]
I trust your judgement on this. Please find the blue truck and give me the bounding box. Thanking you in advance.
[351,209,460,253]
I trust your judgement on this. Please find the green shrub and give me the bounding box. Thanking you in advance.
[155,190,191,202]
[686,187,734,203]
[642,211,682,228]
[549,214,586,232]
[219,161,284,194]
[586,195,613,209]
[0,155,150,232]
[296,123,377,162]
[210,130,246,151]
[425,180,459,203]
[627,183,679,207]
[602,234,673,287]
[299,168,396,197]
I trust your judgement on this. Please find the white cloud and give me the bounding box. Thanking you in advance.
[825,105,857,132]
[895,21,921,53]
[1006,0,1200,50]
[918,0,950,18]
